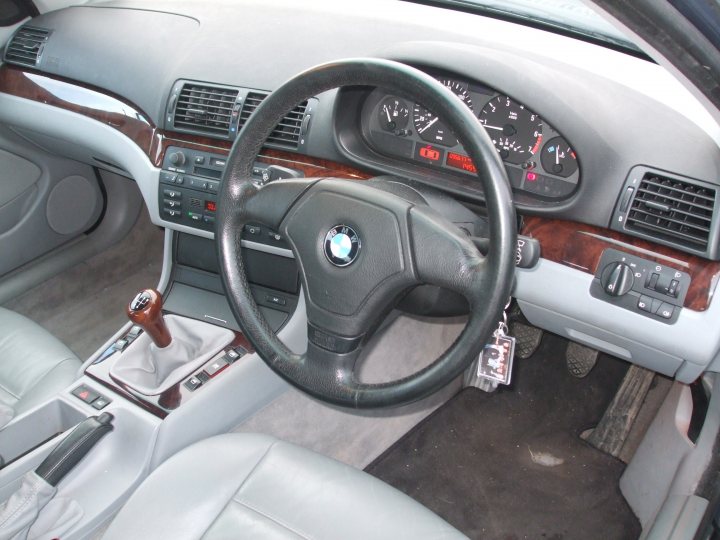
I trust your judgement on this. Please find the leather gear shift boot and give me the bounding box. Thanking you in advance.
[111,316,233,395]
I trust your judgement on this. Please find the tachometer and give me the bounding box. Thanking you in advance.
[378,97,410,132]
[540,137,577,177]
[479,96,543,165]
[413,79,473,147]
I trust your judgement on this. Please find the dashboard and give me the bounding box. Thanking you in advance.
[1,0,720,384]
[362,76,579,200]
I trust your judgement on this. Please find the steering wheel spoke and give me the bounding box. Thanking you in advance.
[307,323,364,355]
[218,177,317,232]
[409,205,488,303]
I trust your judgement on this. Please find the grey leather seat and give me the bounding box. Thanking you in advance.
[0,308,80,420]
[103,433,467,539]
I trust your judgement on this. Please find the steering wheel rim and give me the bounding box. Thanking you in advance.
[217,58,516,409]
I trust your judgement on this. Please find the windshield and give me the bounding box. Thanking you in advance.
[412,0,640,54]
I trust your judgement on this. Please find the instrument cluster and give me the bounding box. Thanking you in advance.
[362,76,580,199]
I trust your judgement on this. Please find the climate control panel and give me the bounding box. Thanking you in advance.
[158,146,302,232]
[589,248,690,324]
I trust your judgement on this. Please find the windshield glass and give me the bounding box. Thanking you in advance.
[422,0,638,52]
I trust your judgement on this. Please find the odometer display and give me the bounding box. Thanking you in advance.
[479,96,543,165]
[446,152,477,174]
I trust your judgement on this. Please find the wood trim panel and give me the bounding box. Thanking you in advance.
[0,65,369,181]
[521,216,720,311]
[0,65,156,152]
[86,330,254,418]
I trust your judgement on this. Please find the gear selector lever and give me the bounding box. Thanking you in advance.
[127,289,171,348]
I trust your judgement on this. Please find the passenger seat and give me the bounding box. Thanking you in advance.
[0,308,80,426]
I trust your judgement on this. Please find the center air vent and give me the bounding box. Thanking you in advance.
[171,82,241,138]
[239,92,309,149]
[4,26,51,67]
[615,167,719,257]
[167,83,310,148]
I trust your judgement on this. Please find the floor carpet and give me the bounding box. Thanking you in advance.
[236,314,467,469]
[366,333,641,540]
[4,209,164,360]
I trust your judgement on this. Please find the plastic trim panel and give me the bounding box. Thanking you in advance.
[514,259,720,381]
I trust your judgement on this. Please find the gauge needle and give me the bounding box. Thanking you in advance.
[556,145,560,165]
[418,117,438,133]
[483,125,503,131]
[385,107,392,123]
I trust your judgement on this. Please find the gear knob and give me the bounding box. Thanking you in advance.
[127,289,171,348]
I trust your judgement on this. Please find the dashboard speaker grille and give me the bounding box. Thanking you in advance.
[626,173,716,250]
[239,92,308,149]
[173,83,239,137]
[4,26,50,67]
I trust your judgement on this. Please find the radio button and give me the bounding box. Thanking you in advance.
[160,172,177,184]
[163,189,181,199]
[188,178,208,190]
[194,156,205,165]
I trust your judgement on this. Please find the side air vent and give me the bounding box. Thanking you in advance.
[627,173,715,249]
[239,92,308,149]
[171,82,241,138]
[4,26,51,67]
[613,167,720,258]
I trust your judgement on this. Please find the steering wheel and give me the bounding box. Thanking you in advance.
[217,59,516,409]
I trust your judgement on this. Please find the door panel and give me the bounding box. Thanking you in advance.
[0,124,103,277]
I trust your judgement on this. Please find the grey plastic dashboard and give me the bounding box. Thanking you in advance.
[18,0,720,227]
[2,0,720,382]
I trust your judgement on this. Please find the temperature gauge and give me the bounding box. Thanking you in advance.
[541,136,578,177]
[378,97,410,132]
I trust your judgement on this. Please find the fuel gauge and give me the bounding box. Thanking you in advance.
[541,136,578,177]
[378,97,410,132]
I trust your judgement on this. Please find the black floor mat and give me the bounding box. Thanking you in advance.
[366,334,641,539]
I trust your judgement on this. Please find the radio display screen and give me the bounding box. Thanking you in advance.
[193,166,222,179]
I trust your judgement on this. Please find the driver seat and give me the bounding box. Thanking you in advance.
[102,433,466,539]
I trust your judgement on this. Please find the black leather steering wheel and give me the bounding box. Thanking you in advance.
[217,59,516,408]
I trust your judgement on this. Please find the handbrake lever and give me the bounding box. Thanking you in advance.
[35,412,114,486]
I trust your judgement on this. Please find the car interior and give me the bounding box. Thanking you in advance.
[0,0,719,538]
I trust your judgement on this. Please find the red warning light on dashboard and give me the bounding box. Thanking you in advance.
[419,146,441,161]
[446,152,477,174]
[205,200,217,212]
[526,172,537,182]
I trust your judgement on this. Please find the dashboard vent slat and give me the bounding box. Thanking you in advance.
[238,92,308,149]
[172,82,240,139]
[625,173,716,251]
[4,26,50,67]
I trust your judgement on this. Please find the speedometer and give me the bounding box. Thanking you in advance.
[413,79,473,147]
[479,96,543,165]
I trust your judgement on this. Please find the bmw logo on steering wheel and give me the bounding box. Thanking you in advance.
[324,225,361,267]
